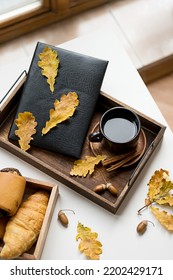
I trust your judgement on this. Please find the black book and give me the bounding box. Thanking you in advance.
[9,42,108,158]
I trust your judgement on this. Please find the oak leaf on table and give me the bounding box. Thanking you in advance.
[156,195,173,207]
[147,169,173,202]
[42,91,79,135]
[38,46,60,93]
[76,222,102,260]
[139,169,173,232]
[15,111,37,151]
[150,206,173,231]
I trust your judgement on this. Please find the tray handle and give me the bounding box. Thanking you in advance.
[128,141,155,187]
[0,71,27,113]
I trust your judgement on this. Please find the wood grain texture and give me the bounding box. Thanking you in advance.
[0,177,59,260]
[0,0,112,43]
[0,75,166,213]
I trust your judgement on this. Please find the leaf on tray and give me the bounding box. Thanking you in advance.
[150,206,173,231]
[70,155,107,177]
[147,169,173,202]
[15,111,37,151]
[38,46,60,93]
[76,222,102,260]
[42,92,79,135]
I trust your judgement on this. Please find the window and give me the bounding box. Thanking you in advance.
[0,0,112,43]
[0,0,50,27]
[0,0,40,15]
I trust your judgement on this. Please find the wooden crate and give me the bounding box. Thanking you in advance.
[0,72,166,213]
[0,176,59,260]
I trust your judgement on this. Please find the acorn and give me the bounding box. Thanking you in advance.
[93,184,106,194]
[106,183,119,196]
[58,211,69,227]
[136,220,154,234]
[58,209,75,227]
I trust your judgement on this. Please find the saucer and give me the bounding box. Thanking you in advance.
[89,122,147,168]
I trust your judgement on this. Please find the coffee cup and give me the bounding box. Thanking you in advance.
[89,107,141,153]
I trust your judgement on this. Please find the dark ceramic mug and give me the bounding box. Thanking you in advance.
[89,107,141,153]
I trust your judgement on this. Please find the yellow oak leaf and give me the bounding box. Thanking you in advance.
[156,195,173,207]
[145,198,151,206]
[70,155,107,177]
[15,112,37,151]
[150,206,173,231]
[147,169,173,202]
[42,92,79,135]
[38,46,60,93]
[76,222,102,260]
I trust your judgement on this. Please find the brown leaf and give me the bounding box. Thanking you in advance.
[150,206,173,231]
[15,112,37,151]
[70,155,107,177]
[76,222,102,260]
[42,92,79,135]
[38,46,60,93]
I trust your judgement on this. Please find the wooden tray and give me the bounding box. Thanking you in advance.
[0,72,166,214]
[0,176,59,260]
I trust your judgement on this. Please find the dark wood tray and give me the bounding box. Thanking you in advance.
[0,72,166,213]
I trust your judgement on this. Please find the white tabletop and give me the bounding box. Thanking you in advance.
[1,29,173,260]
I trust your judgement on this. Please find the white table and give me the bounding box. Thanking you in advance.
[1,30,173,260]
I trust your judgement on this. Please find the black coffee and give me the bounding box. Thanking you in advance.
[103,117,137,143]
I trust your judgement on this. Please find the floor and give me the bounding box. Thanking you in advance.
[147,74,173,131]
[0,0,173,129]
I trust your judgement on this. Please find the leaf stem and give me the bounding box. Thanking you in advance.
[137,202,152,215]
[59,209,75,214]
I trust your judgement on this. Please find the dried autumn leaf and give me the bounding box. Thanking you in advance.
[156,195,173,207]
[76,222,102,260]
[145,198,151,206]
[147,169,173,202]
[38,46,60,93]
[70,155,107,177]
[15,112,37,151]
[150,206,173,231]
[42,92,79,135]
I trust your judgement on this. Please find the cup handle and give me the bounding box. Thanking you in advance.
[88,131,103,142]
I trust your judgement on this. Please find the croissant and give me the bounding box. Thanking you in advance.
[0,217,8,240]
[0,191,49,259]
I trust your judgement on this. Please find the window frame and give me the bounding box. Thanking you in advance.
[0,0,51,27]
[0,0,111,43]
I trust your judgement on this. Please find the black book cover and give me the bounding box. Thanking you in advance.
[9,42,108,158]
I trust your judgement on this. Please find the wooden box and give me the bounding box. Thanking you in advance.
[0,72,166,214]
[0,176,59,260]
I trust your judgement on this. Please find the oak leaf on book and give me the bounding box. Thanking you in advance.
[15,111,37,151]
[38,46,60,93]
[42,92,79,135]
